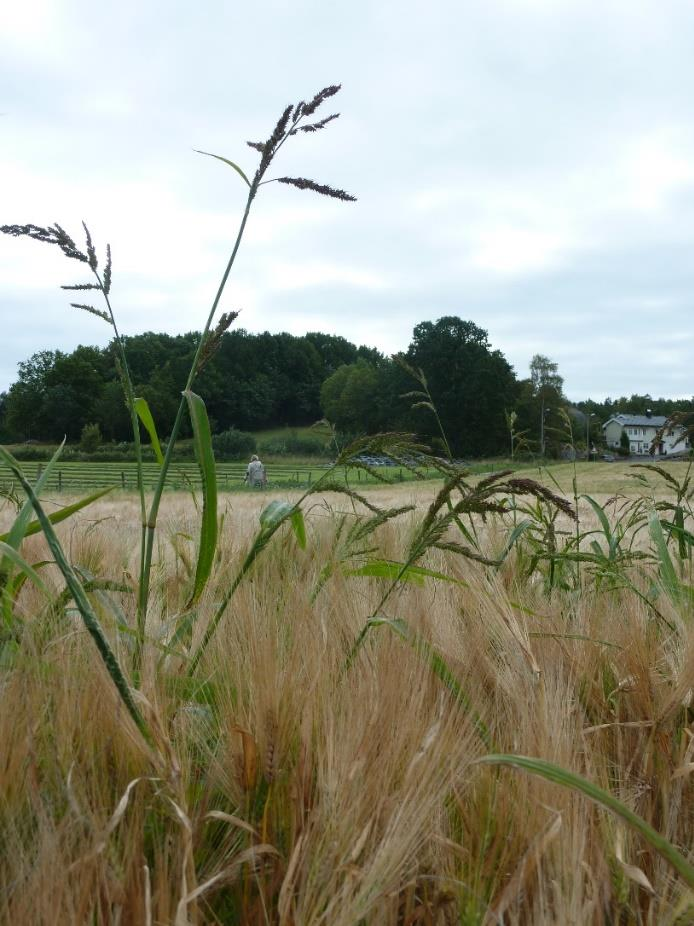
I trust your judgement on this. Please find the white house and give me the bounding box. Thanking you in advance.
[603,413,690,456]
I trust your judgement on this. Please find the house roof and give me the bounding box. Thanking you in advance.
[603,414,667,429]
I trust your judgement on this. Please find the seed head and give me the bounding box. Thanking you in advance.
[1,223,89,263]
[277,176,356,202]
[302,84,341,116]
[103,243,112,295]
[197,309,240,372]
[82,221,98,271]
[70,303,113,325]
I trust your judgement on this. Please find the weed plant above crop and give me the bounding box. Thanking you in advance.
[1,89,694,924]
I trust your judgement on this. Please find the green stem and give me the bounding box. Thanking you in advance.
[139,184,257,625]
[94,272,149,674]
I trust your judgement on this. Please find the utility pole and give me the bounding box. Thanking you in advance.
[540,398,549,457]
[586,412,596,460]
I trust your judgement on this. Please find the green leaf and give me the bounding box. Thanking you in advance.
[479,754,694,889]
[0,487,115,545]
[581,494,613,549]
[0,541,51,599]
[259,500,294,530]
[8,560,52,600]
[194,149,251,187]
[3,440,65,555]
[134,397,164,465]
[344,559,466,586]
[290,508,307,549]
[258,500,307,548]
[497,518,533,564]
[649,511,681,605]
[184,391,218,607]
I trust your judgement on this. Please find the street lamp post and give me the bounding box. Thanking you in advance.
[586,412,596,460]
[540,399,551,457]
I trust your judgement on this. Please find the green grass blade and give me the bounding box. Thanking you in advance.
[0,445,149,739]
[290,507,307,549]
[344,559,467,586]
[581,494,613,547]
[0,487,115,545]
[479,754,694,889]
[674,506,688,560]
[0,541,51,601]
[3,439,65,553]
[497,518,533,564]
[194,149,251,187]
[648,511,682,608]
[134,397,164,465]
[184,391,218,607]
[259,500,294,528]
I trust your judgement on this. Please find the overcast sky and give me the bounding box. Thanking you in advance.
[2,0,694,401]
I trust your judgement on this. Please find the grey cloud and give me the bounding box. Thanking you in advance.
[2,0,694,401]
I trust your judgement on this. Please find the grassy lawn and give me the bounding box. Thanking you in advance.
[531,458,692,496]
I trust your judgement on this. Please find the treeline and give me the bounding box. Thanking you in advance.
[0,330,380,443]
[1,316,692,458]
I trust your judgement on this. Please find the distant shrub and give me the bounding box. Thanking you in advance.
[257,438,287,456]
[258,434,329,457]
[212,428,256,460]
[10,445,52,461]
[80,422,102,453]
[60,442,158,463]
[285,435,329,457]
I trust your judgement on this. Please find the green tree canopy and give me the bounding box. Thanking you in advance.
[402,317,517,457]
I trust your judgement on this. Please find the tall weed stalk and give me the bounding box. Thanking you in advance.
[1,84,355,682]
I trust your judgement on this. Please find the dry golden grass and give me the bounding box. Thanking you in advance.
[1,483,693,924]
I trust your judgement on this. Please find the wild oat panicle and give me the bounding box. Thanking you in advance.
[277,176,356,202]
[69,302,112,324]
[1,223,89,263]
[103,244,112,296]
[82,221,98,271]
[197,309,240,371]
[242,83,357,202]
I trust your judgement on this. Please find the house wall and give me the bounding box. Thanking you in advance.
[604,421,623,448]
[604,420,689,455]
[663,430,689,454]
[624,424,657,454]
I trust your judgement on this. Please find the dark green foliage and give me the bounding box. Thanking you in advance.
[6,323,693,456]
[211,428,256,460]
[401,317,517,457]
[320,359,388,434]
[79,422,102,453]
[258,434,328,457]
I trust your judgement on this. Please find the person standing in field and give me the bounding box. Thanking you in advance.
[244,454,267,488]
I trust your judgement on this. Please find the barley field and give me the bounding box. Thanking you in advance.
[1,461,693,925]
